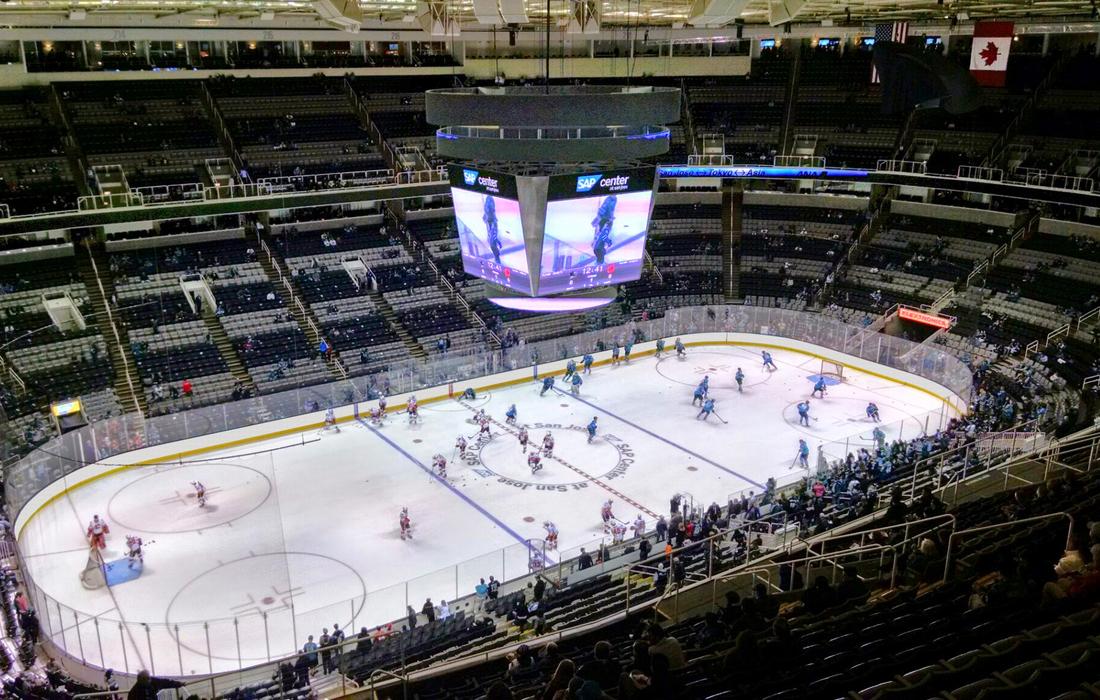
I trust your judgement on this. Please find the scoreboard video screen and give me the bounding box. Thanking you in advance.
[538,168,656,295]
[449,166,532,295]
[446,164,658,305]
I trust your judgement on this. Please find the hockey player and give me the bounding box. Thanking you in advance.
[125,535,143,569]
[734,367,745,392]
[611,344,621,365]
[700,375,710,396]
[455,435,468,459]
[528,451,543,474]
[192,481,207,508]
[797,401,812,427]
[368,405,385,425]
[762,350,777,371]
[872,426,887,451]
[866,402,881,422]
[611,521,627,544]
[323,407,340,432]
[624,340,633,361]
[811,376,828,399]
[542,431,555,458]
[570,372,583,396]
[692,384,706,406]
[505,404,518,425]
[540,375,556,396]
[518,425,530,453]
[632,515,646,539]
[543,520,559,549]
[407,395,419,424]
[586,416,598,443]
[600,499,615,524]
[564,359,577,380]
[399,507,412,540]
[432,454,447,479]
[583,353,594,374]
[655,339,665,357]
[87,515,109,550]
[378,396,388,417]
[697,398,716,421]
[797,439,810,470]
[675,337,686,357]
[478,415,491,439]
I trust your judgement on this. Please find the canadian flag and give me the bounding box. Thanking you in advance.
[969,20,1014,87]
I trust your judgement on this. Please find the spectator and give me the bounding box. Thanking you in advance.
[421,597,436,623]
[533,575,547,602]
[181,378,192,398]
[302,634,318,669]
[355,627,372,654]
[488,575,500,600]
[126,671,183,700]
[578,548,593,570]
[836,566,868,602]
[319,627,333,673]
[485,681,515,700]
[439,599,451,619]
[406,605,417,630]
[475,578,489,608]
[578,640,621,690]
[644,622,685,670]
[540,659,576,700]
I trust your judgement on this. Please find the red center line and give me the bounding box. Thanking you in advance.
[460,401,659,520]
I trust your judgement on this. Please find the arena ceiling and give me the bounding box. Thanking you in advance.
[0,0,1095,29]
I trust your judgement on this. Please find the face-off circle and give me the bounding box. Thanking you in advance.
[472,422,634,490]
[655,349,768,390]
[109,462,272,533]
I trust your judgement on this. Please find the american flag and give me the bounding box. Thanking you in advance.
[871,21,909,83]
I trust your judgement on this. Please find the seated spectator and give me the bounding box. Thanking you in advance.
[643,622,685,671]
[578,640,621,690]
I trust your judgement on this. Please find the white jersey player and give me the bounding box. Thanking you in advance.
[407,395,419,424]
[323,407,339,432]
[432,454,447,479]
[528,452,543,474]
[542,431,555,458]
[125,535,144,569]
[192,481,207,508]
[601,499,615,524]
[399,507,412,540]
[632,515,646,539]
[543,520,559,549]
[455,436,468,459]
[478,416,491,438]
[611,521,627,544]
[518,426,529,453]
[472,408,487,424]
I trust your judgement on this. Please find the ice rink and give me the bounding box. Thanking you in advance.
[18,344,960,675]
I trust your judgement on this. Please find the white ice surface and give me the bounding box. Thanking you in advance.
[18,345,958,675]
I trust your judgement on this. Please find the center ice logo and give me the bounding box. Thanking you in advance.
[462,168,479,186]
[576,174,602,193]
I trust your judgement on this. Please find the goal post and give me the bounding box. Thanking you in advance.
[79,547,108,589]
[819,359,845,382]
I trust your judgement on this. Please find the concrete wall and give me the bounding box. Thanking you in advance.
[890,199,1018,228]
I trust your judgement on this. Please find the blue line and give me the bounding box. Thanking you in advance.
[355,418,555,564]
[551,386,766,490]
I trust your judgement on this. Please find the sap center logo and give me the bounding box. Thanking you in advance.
[576,174,602,192]
[462,169,479,186]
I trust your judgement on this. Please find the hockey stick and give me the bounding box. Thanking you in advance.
[711,410,729,424]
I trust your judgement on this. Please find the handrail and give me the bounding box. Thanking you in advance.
[86,247,143,418]
[1084,374,1099,391]
[942,512,1074,584]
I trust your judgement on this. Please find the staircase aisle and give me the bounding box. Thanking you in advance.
[721,181,743,300]
[201,311,257,394]
[75,238,146,416]
[252,228,342,379]
[367,288,429,360]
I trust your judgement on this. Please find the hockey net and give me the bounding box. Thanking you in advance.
[819,359,845,381]
[79,547,108,589]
